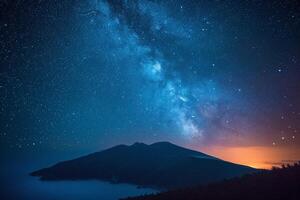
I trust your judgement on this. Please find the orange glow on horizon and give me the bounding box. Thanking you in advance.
[200,145,300,169]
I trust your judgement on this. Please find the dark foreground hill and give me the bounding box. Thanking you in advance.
[31,142,256,189]
[123,163,300,200]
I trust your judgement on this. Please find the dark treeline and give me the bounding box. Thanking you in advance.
[123,162,300,200]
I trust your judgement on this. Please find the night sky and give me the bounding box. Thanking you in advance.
[1,0,300,169]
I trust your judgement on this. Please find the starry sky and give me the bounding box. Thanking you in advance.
[1,0,300,169]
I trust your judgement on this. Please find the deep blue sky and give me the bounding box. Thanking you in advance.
[0,1,299,166]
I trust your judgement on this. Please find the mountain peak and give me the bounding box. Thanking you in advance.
[131,141,175,146]
[132,142,147,146]
[150,141,175,146]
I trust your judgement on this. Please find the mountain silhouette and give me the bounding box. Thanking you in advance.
[31,142,257,189]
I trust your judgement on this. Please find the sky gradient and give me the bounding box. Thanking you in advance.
[1,0,300,169]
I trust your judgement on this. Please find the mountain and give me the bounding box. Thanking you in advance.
[31,142,257,189]
[123,163,300,200]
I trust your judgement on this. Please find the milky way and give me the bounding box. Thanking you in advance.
[84,0,251,144]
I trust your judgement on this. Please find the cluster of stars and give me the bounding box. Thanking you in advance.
[0,0,299,152]
[272,135,296,146]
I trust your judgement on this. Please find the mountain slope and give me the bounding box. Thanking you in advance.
[31,142,257,189]
[123,163,300,200]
